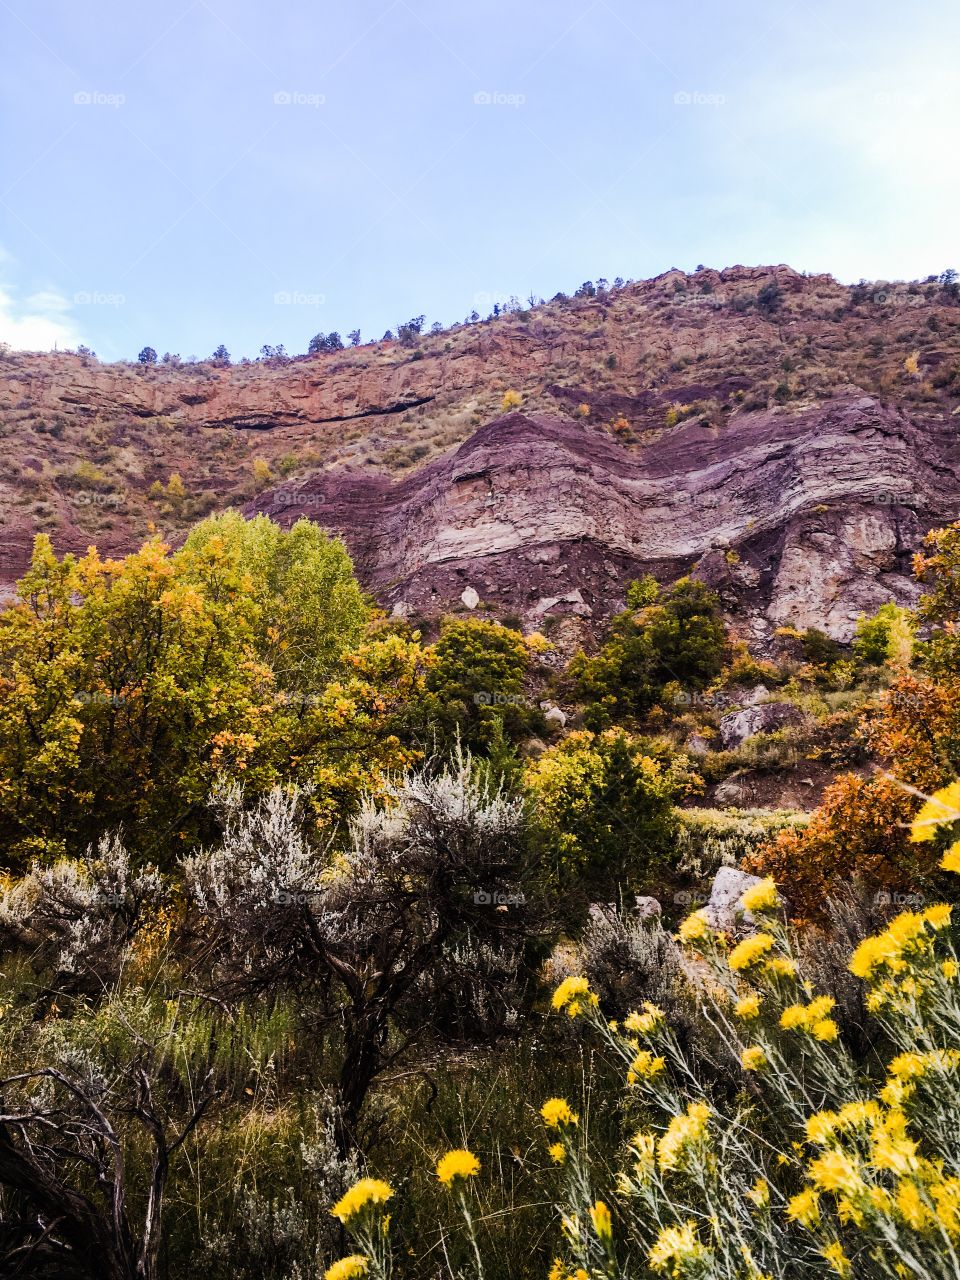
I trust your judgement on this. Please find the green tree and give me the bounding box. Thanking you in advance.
[524,729,696,901]
[419,617,539,753]
[571,577,726,725]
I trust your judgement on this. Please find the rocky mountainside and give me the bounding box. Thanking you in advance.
[2,264,959,641]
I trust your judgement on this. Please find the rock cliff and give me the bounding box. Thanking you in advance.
[2,264,959,640]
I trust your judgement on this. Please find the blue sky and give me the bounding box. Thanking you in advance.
[2,0,957,360]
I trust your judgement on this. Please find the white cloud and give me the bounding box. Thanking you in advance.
[0,282,83,352]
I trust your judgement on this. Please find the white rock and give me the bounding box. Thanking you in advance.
[703,866,764,932]
[460,586,480,609]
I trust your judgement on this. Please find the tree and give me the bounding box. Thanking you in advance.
[210,344,230,365]
[396,316,425,347]
[185,761,530,1149]
[574,281,596,298]
[348,329,361,346]
[524,729,695,900]
[418,616,538,752]
[570,577,727,725]
[853,602,915,668]
[0,517,416,864]
[138,347,158,365]
[308,333,344,354]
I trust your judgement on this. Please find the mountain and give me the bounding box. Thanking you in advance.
[2,264,959,642]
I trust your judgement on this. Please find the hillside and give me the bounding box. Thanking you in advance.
[3,263,960,640]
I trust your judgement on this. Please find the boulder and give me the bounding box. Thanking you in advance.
[460,586,480,609]
[703,866,764,932]
[719,702,804,749]
[634,895,662,921]
[713,777,746,805]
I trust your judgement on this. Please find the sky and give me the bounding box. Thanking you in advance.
[1,0,958,361]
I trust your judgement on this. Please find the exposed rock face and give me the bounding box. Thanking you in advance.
[719,702,806,749]
[249,395,958,639]
[3,264,960,639]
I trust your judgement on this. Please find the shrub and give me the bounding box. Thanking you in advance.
[571,578,727,726]
[524,729,699,900]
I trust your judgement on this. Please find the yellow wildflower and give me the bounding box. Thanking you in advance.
[548,1142,566,1165]
[436,1149,480,1185]
[808,1150,863,1196]
[932,1178,960,1237]
[944,960,959,979]
[627,1050,666,1084]
[910,781,960,842]
[821,1242,851,1277]
[678,910,711,943]
[787,1188,821,1227]
[729,934,775,972]
[942,840,960,873]
[541,1098,578,1129]
[330,1178,393,1224]
[658,1102,711,1171]
[648,1220,707,1273]
[765,956,798,979]
[324,1257,369,1280]
[747,1178,770,1208]
[813,1018,839,1042]
[630,1130,656,1172]
[590,1201,612,1242]
[735,994,762,1020]
[780,1003,809,1031]
[741,1045,767,1071]
[552,976,597,1014]
[896,1179,934,1231]
[924,903,952,929]
[623,1002,666,1035]
[741,878,780,913]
